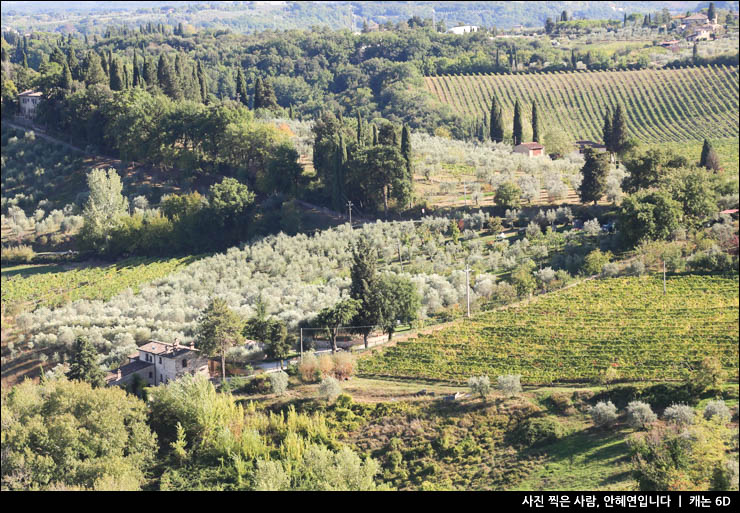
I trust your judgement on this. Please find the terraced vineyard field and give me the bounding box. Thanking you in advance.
[359,274,739,385]
[425,65,739,143]
[1,256,201,310]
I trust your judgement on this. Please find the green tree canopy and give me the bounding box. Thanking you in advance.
[195,297,244,380]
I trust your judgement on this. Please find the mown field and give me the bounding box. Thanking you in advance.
[1,256,201,310]
[359,274,740,385]
[425,65,739,144]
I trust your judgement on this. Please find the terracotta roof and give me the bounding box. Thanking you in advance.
[720,209,739,214]
[138,340,199,358]
[684,13,708,20]
[516,142,544,149]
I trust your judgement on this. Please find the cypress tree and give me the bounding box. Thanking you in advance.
[143,57,156,87]
[571,49,576,68]
[333,132,347,211]
[699,139,710,167]
[692,42,698,64]
[260,78,278,110]
[372,124,378,145]
[157,53,181,99]
[253,76,263,109]
[197,60,208,103]
[610,104,627,154]
[579,148,610,205]
[602,109,612,149]
[490,96,504,142]
[83,51,106,85]
[356,111,363,145]
[531,102,540,143]
[512,99,523,146]
[22,51,28,69]
[707,2,716,22]
[66,336,105,388]
[289,104,294,120]
[133,51,141,87]
[560,10,568,22]
[61,61,73,90]
[349,236,381,349]
[109,59,124,90]
[401,123,412,178]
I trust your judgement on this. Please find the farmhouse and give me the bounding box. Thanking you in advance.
[683,13,710,26]
[447,25,478,35]
[105,340,209,387]
[513,142,544,157]
[18,90,42,119]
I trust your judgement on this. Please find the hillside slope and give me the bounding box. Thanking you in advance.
[425,65,739,143]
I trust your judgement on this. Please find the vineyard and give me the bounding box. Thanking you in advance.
[359,274,739,385]
[1,256,200,310]
[425,65,739,143]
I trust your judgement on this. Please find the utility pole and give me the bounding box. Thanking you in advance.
[464,265,472,319]
[347,200,353,229]
[300,327,304,361]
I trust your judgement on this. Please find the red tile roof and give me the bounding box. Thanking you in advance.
[516,142,544,149]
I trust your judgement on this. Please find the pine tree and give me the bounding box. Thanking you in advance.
[531,102,540,143]
[512,99,523,146]
[195,298,244,381]
[66,336,105,388]
[610,104,627,154]
[579,148,610,205]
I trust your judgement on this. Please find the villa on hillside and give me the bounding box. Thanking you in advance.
[18,90,42,119]
[447,25,478,35]
[513,142,544,157]
[105,340,210,387]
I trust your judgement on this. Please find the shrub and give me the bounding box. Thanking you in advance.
[546,392,574,414]
[298,353,320,383]
[1,245,35,264]
[269,371,289,396]
[468,375,491,400]
[626,259,646,276]
[245,374,272,394]
[704,400,731,422]
[319,376,342,402]
[333,352,355,380]
[601,262,620,277]
[693,356,726,393]
[590,401,618,427]
[515,417,567,446]
[497,374,522,397]
[318,354,335,377]
[626,401,657,430]
[663,404,695,426]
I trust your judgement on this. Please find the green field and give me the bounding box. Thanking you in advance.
[1,256,201,310]
[425,65,739,144]
[359,274,740,385]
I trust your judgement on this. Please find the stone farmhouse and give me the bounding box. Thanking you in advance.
[18,90,42,119]
[513,142,545,157]
[105,340,209,387]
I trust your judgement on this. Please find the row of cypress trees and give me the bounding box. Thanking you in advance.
[487,96,540,146]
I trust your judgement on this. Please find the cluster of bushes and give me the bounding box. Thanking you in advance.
[298,352,356,383]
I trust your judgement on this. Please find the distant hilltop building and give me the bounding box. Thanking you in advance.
[106,340,209,387]
[447,25,478,35]
[18,90,42,119]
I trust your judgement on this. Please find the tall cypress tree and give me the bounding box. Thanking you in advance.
[259,78,278,110]
[490,96,504,142]
[401,123,412,179]
[143,57,156,87]
[236,68,249,106]
[531,102,540,143]
[579,148,610,205]
[610,104,627,154]
[157,53,181,99]
[67,49,80,80]
[22,51,28,69]
[512,99,523,146]
[372,124,378,145]
[253,77,264,109]
[333,132,347,211]
[83,51,106,85]
[349,236,381,349]
[132,51,141,87]
[602,109,612,149]
[699,139,715,168]
[356,111,363,146]
[61,61,73,90]
[197,60,208,104]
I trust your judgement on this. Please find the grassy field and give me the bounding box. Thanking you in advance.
[1,255,202,310]
[359,274,739,385]
[425,65,739,144]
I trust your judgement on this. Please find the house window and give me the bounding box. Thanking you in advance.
[182,359,187,368]
[158,357,162,364]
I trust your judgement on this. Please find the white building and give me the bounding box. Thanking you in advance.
[18,90,42,119]
[106,340,210,388]
[447,25,479,35]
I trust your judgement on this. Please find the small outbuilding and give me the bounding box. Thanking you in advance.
[513,142,545,157]
[18,90,42,119]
